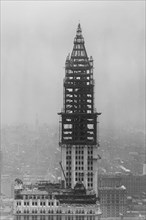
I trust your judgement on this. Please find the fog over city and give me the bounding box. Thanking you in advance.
[1,4,146,218]
[1,1,145,131]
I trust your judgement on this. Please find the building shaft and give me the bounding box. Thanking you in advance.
[59,24,101,194]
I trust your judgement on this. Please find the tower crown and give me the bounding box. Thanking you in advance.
[66,24,91,73]
[59,24,101,146]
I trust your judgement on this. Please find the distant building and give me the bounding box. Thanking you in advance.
[121,174,146,196]
[98,173,146,197]
[98,174,122,188]
[98,186,127,218]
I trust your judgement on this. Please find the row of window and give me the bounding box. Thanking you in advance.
[76,177,84,182]
[75,156,84,160]
[66,151,72,154]
[88,177,93,182]
[17,201,59,206]
[75,166,84,171]
[66,161,71,165]
[88,183,93,188]
[88,166,93,170]
[66,172,72,176]
[75,150,84,154]
[66,166,72,170]
[88,160,93,164]
[75,172,84,176]
[17,208,96,215]
[76,161,84,165]
[88,151,93,155]
[16,209,62,214]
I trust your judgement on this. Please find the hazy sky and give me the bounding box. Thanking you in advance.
[1,1,145,130]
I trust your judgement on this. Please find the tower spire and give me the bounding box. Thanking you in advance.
[76,23,82,36]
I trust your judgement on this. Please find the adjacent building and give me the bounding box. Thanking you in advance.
[99,186,127,218]
[98,174,122,188]
[121,174,146,197]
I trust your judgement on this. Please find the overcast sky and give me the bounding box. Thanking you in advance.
[1,1,145,131]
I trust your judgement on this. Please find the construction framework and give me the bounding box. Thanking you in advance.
[59,24,101,193]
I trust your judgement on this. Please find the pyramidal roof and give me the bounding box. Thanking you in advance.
[66,24,92,70]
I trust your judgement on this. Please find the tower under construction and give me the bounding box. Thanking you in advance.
[13,24,102,218]
[59,24,101,195]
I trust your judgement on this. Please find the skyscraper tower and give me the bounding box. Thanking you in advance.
[59,24,101,195]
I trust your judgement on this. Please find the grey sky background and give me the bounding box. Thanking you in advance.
[1,1,145,131]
